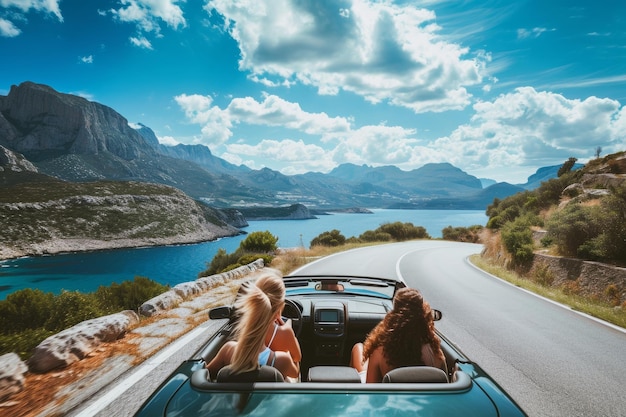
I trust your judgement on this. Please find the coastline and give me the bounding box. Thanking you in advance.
[0,229,243,262]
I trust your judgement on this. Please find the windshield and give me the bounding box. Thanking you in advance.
[283,275,400,300]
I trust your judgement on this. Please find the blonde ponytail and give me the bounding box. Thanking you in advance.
[255,274,286,317]
[230,285,274,374]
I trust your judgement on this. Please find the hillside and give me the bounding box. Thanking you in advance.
[484,151,626,266]
[0,174,242,260]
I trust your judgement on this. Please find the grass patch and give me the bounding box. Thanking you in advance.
[470,255,626,329]
[272,242,380,275]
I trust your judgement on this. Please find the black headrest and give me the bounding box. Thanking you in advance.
[382,366,449,383]
[216,365,285,383]
[307,366,361,383]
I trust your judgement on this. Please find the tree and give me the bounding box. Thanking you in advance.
[595,146,602,159]
[557,157,578,177]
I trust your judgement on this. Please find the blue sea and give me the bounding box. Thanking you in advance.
[0,209,486,299]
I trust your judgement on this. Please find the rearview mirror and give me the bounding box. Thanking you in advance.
[315,282,344,291]
[432,309,442,321]
[209,306,232,320]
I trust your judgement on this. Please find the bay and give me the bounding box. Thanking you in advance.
[0,209,486,299]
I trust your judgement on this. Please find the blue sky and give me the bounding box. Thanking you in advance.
[1,0,625,183]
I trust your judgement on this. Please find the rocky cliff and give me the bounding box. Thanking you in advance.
[0,180,242,260]
[0,82,153,161]
[236,203,316,220]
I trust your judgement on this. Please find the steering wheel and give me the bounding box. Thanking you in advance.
[281,298,303,337]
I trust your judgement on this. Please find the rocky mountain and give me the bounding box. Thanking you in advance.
[135,123,250,176]
[519,163,584,190]
[0,82,265,204]
[0,179,242,260]
[0,81,563,210]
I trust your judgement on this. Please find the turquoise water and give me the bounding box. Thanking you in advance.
[0,209,486,299]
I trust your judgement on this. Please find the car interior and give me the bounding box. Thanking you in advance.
[194,277,472,391]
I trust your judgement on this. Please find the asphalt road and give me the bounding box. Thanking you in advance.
[294,241,626,417]
[71,240,626,416]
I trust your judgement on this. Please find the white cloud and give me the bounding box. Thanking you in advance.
[0,0,63,21]
[107,0,186,47]
[174,93,233,145]
[205,0,485,113]
[130,36,153,49]
[0,0,62,36]
[157,135,180,146]
[175,91,427,173]
[0,17,20,37]
[227,138,333,173]
[227,94,351,136]
[517,27,554,39]
[109,0,186,30]
[80,55,93,64]
[175,93,351,146]
[432,87,626,180]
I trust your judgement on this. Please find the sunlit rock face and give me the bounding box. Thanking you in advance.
[0,82,153,161]
[0,145,38,173]
[0,353,28,402]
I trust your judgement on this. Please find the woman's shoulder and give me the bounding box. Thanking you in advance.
[220,341,237,356]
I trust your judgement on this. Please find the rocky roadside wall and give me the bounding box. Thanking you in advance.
[530,253,626,305]
[0,259,265,403]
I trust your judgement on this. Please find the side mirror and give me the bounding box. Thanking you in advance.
[209,306,232,320]
[432,309,442,321]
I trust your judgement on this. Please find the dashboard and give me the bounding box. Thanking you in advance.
[285,295,391,372]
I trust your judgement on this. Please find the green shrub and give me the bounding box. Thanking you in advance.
[94,276,169,312]
[0,288,54,333]
[239,231,279,253]
[311,229,346,247]
[199,248,241,277]
[376,222,430,240]
[44,291,104,332]
[0,328,55,360]
[236,254,273,267]
[501,215,536,266]
[442,225,483,243]
[358,230,392,242]
[545,203,600,257]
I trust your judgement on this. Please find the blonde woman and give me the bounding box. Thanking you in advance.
[256,274,302,365]
[206,281,299,380]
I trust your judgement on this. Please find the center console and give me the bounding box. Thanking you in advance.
[313,301,346,362]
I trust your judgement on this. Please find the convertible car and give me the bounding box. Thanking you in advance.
[134,274,527,417]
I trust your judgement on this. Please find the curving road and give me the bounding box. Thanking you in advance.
[294,241,626,417]
[73,240,625,417]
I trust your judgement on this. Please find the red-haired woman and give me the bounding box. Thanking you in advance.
[350,287,447,383]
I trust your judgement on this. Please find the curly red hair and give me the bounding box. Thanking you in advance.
[362,287,443,368]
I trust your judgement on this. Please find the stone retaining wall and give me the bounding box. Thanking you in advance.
[0,259,266,403]
[531,253,626,304]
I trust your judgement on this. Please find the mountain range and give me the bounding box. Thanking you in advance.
[0,82,573,210]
